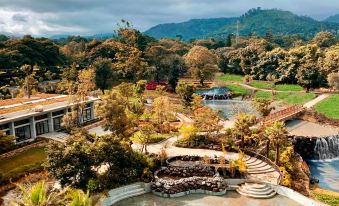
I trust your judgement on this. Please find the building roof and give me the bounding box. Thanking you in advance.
[0,95,99,124]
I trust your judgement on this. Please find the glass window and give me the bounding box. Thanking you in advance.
[52,110,64,116]
[53,117,62,131]
[15,125,31,142]
[82,108,92,122]
[14,119,30,126]
[0,123,9,130]
[35,114,48,121]
[36,120,49,136]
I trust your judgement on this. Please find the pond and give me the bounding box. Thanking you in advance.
[307,159,339,192]
[202,100,258,119]
[196,87,230,95]
[113,192,302,206]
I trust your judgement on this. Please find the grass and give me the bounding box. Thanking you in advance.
[250,81,274,90]
[311,186,339,206]
[0,147,47,185]
[275,84,303,91]
[315,94,339,120]
[226,84,249,95]
[217,74,244,83]
[254,91,316,105]
[131,133,173,144]
[0,147,47,176]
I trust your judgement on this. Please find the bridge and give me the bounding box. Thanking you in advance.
[259,105,305,126]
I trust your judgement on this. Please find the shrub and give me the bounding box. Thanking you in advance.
[0,131,15,154]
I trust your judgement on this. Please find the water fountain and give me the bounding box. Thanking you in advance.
[196,87,232,100]
[313,135,339,159]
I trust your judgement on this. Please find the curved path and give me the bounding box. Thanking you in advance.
[233,82,302,93]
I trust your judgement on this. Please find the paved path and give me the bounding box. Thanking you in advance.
[286,120,339,137]
[303,94,330,109]
[234,82,301,93]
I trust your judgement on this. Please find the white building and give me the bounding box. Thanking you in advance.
[0,95,99,143]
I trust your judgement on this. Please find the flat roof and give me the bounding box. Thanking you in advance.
[0,96,99,125]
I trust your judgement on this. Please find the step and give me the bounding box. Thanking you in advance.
[246,161,267,167]
[239,186,274,194]
[108,184,142,196]
[237,189,276,199]
[245,158,259,164]
[113,191,146,204]
[247,164,272,171]
[246,169,276,174]
[244,183,267,189]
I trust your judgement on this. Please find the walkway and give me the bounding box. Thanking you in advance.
[38,131,69,143]
[234,82,300,93]
[286,120,339,137]
[303,94,330,109]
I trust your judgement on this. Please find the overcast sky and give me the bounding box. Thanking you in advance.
[0,0,338,36]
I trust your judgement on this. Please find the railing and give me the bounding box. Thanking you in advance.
[259,105,304,125]
[242,149,282,185]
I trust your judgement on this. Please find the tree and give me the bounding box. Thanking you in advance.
[233,113,257,148]
[97,90,135,138]
[132,122,156,153]
[226,34,232,47]
[264,121,288,165]
[151,96,174,132]
[312,32,337,48]
[0,131,15,154]
[176,83,195,107]
[20,64,37,98]
[193,106,221,135]
[46,135,95,189]
[134,80,147,97]
[320,45,339,76]
[185,46,219,86]
[327,72,339,91]
[252,98,274,117]
[58,63,79,94]
[92,57,115,94]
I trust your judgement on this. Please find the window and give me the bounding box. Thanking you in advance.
[53,117,62,131]
[36,120,49,136]
[0,123,9,130]
[35,114,48,121]
[52,110,64,116]
[82,108,92,122]
[15,125,31,142]
[14,119,29,126]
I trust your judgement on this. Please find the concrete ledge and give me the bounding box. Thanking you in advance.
[268,183,327,206]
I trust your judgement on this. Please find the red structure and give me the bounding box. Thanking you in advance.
[146,81,168,90]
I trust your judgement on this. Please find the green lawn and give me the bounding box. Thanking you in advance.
[275,84,303,91]
[226,84,249,95]
[314,192,339,206]
[315,95,339,120]
[217,74,244,83]
[131,133,173,144]
[254,91,316,105]
[0,147,47,178]
[250,81,274,90]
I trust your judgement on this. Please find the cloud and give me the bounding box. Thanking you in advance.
[0,0,338,36]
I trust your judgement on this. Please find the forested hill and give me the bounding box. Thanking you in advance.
[145,8,339,40]
[325,14,339,23]
[144,17,237,40]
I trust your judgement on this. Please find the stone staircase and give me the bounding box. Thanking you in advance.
[236,182,276,199]
[245,156,276,174]
[103,182,147,206]
[244,156,281,184]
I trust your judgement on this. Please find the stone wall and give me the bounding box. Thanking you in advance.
[152,176,226,196]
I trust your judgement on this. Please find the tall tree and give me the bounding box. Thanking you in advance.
[185,46,219,86]
[92,57,115,94]
[264,121,288,165]
[20,64,37,98]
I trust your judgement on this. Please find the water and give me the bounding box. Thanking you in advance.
[307,159,339,192]
[314,136,339,159]
[113,192,302,206]
[309,136,339,192]
[196,87,230,95]
[202,100,258,119]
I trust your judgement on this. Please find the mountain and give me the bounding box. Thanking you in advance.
[325,14,339,23]
[145,8,339,40]
[144,17,237,40]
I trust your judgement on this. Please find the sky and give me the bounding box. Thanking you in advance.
[0,0,339,37]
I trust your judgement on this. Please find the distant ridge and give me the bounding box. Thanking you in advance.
[145,8,339,40]
[325,14,339,23]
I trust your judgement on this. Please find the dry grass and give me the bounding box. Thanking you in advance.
[0,97,68,115]
[0,93,59,107]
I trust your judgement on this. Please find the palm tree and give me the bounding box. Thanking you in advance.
[264,122,288,165]
[233,113,257,148]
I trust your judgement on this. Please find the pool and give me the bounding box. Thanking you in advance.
[203,100,258,119]
[196,87,230,95]
[114,191,302,206]
[307,159,339,192]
